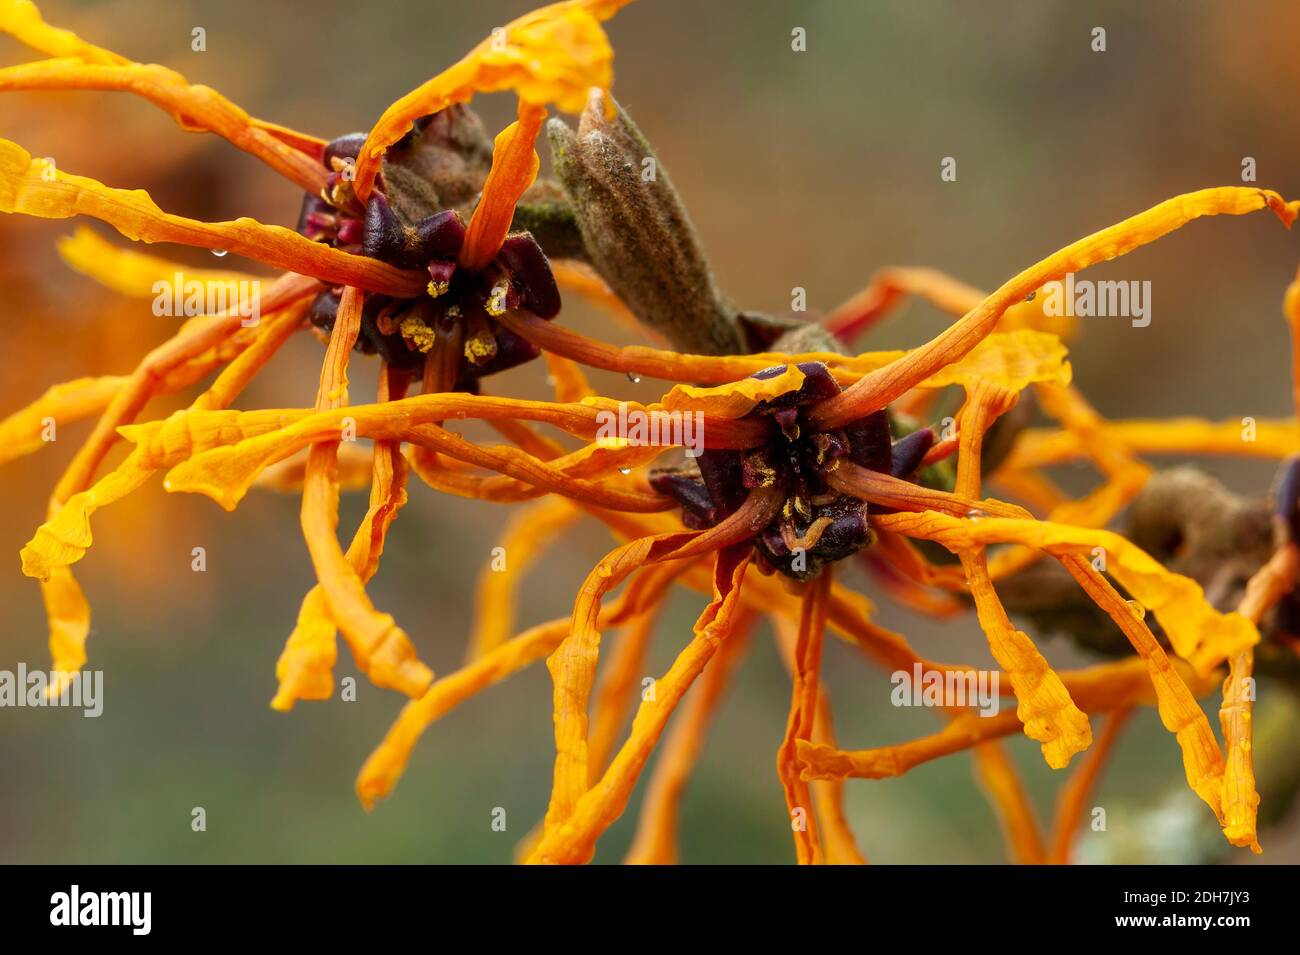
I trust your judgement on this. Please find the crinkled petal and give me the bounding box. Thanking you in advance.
[875,511,1258,676]
[274,376,411,710]
[919,329,1071,393]
[661,363,806,418]
[540,489,780,840]
[0,137,422,295]
[961,550,1092,768]
[357,560,683,809]
[40,565,89,690]
[298,289,431,698]
[812,187,1298,430]
[1007,417,1300,469]
[0,58,325,191]
[530,546,753,864]
[1060,555,1226,821]
[354,0,632,200]
[22,303,307,579]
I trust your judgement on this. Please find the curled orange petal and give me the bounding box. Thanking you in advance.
[40,565,90,690]
[1006,417,1300,469]
[828,459,1029,520]
[875,511,1259,677]
[775,569,833,864]
[770,614,867,864]
[812,187,1299,430]
[0,58,325,191]
[962,550,1093,769]
[1216,543,1298,853]
[459,102,545,271]
[661,363,806,419]
[27,279,313,685]
[274,368,412,711]
[356,560,683,809]
[541,489,780,839]
[1060,555,1226,823]
[354,0,633,201]
[298,288,432,698]
[0,138,422,295]
[531,546,753,864]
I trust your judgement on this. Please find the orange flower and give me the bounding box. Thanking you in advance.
[3,0,1298,867]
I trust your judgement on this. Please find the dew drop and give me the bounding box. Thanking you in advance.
[618,466,632,475]
[212,249,228,257]
[965,508,987,521]
[1126,599,1146,620]
[626,372,642,384]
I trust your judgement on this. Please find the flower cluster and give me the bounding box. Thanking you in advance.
[651,362,939,580]
[2,0,1299,865]
[298,123,561,386]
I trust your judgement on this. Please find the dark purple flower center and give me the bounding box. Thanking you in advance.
[295,120,560,389]
[651,362,935,580]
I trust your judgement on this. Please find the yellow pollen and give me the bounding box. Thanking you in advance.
[399,314,436,353]
[464,330,498,365]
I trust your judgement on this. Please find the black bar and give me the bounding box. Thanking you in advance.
[0,864,1284,940]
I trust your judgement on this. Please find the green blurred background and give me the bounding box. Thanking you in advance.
[1,0,1299,863]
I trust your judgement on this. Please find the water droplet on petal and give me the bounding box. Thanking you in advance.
[618,466,632,475]
[965,508,987,521]
[626,372,642,384]
[212,249,228,257]
[1126,599,1146,620]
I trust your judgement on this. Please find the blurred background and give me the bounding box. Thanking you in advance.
[1,0,1299,863]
